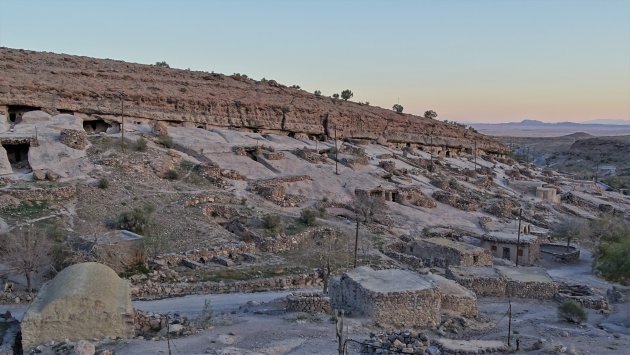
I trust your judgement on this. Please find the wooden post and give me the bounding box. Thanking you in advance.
[120,93,125,153]
[336,310,344,355]
[515,208,522,266]
[354,216,359,268]
[334,125,339,175]
[507,300,512,347]
[474,141,477,172]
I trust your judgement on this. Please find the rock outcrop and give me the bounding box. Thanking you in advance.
[0,47,507,155]
[20,262,134,350]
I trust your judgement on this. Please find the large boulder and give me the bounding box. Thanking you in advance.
[0,145,12,175]
[21,262,134,350]
[20,110,52,124]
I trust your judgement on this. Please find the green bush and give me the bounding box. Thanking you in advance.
[134,137,148,151]
[164,169,179,180]
[263,214,283,234]
[596,239,630,284]
[557,300,587,323]
[392,104,404,113]
[155,61,170,68]
[314,90,322,96]
[117,204,155,234]
[341,89,353,101]
[300,209,318,226]
[157,134,174,148]
[97,177,109,189]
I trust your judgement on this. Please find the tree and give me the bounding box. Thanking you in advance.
[1,226,52,291]
[392,104,404,113]
[341,89,353,101]
[424,110,438,119]
[303,229,353,293]
[351,193,387,267]
[552,217,590,250]
[314,90,322,96]
[332,93,340,100]
[155,61,170,68]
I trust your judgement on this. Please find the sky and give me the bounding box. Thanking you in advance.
[0,0,629,123]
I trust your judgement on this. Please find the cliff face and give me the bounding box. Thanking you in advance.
[0,47,507,154]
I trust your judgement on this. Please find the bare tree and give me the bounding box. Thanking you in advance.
[352,193,386,267]
[553,217,590,250]
[1,227,52,291]
[304,229,353,293]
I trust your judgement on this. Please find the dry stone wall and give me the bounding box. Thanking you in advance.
[285,292,332,314]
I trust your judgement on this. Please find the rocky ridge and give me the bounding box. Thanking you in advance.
[0,47,507,154]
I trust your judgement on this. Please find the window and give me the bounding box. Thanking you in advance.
[517,249,524,256]
[473,255,479,263]
[491,245,497,251]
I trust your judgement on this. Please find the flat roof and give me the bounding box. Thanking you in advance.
[481,232,537,244]
[448,266,502,279]
[413,237,485,254]
[495,266,554,283]
[344,267,435,293]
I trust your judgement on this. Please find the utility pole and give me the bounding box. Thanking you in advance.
[354,215,359,268]
[334,125,339,175]
[507,300,513,347]
[474,141,477,172]
[515,208,522,267]
[120,93,125,153]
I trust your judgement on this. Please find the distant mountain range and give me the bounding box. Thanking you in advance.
[470,119,630,137]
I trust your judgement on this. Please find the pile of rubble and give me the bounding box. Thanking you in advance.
[432,190,480,212]
[134,310,195,339]
[360,330,433,355]
[293,148,328,164]
[555,284,610,310]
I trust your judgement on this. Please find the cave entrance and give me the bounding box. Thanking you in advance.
[83,119,112,134]
[2,142,32,173]
[7,105,41,124]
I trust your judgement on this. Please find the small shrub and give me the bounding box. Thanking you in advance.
[332,93,340,100]
[155,61,170,68]
[282,105,291,114]
[263,214,283,234]
[134,137,148,152]
[317,206,327,218]
[157,134,174,148]
[97,177,109,189]
[164,169,179,180]
[448,177,459,189]
[117,204,155,234]
[240,197,247,206]
[314,90,322,96]
[300,209,318,226]
[341,89,353,101]
[557,300,587,323]
[392,104,404,113]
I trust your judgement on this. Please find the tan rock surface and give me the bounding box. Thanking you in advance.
[0,47,507,154]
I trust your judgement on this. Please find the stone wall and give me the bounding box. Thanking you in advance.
[445,268,507,297]
[132,272,323,300]
[382,242,426,271]
[540,243,580,263]
[59,128,88,150]
[405,238,493,268]
[505,278,558,299]
[285,292,332,314]
[0,185,76,201]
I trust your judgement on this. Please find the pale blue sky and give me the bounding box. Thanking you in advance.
[1,0,629,122]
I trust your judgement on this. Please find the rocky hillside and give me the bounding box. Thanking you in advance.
[0,47,506,154]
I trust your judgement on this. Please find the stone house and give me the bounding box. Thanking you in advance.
[329,267,478,328]
[479,232,541,265]
[536,186,560,203]
[404,237,493,267]
[446,266,557,299]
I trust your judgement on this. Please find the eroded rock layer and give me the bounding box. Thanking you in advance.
[0,47,507,154]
